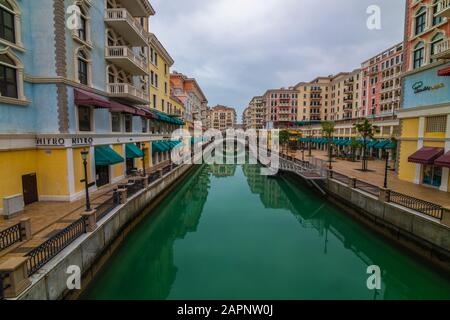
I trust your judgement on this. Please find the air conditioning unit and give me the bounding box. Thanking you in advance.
[2,194,24,219]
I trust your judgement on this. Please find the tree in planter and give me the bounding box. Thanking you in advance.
[321,121,335,169]
[279,130,290,156]
[349,138,362,162]
[354,119,378,171]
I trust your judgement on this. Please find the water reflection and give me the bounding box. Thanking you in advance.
[83,163,450,300]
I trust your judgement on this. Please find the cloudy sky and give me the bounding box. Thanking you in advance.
[151,0,406,120]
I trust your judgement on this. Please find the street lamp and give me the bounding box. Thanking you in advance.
[81,150,91,212]
[328,144,333,170]
[141,146,147,176]
[384,149,390,189]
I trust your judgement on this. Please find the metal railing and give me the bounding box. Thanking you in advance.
[26,217,87,276]
[330,171,443,220]
[0,272,5,300]
[355,180,380,197]
[0,223,22,251]
[162,165,172,176]
[148,171,161,184]
[390,191,443,220]
[95,191,120,222]
[330,171,350,185]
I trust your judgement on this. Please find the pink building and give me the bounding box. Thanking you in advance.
[263,87,299,128]
[360,43,404,119]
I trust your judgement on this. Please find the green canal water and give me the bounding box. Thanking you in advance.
[82,164,450,300]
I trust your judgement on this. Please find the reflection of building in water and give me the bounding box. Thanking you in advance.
[136,166,211,299]
[242,165,406,299]
[209,164,236,178]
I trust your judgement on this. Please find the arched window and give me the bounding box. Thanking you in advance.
[0,53,17,98]
[430,33,444,63]
[78,6,87,41]
[432,0,443,26]
[414,7,426,36]
[413,42,425,69]
[0,0,16,43]
[77,49,89,85]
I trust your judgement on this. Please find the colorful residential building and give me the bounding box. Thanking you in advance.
[397,0,450,191]
[170,71,209,131]
[360,43,404,119]
[0,0,185,214]
[263,87,299,129]
[295,77,332,122]
[210,105,237,131]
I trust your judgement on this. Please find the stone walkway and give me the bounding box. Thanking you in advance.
[286,149,450,208]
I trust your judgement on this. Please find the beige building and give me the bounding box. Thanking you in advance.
[243,96,265,129]
[329,70,361,122]
[242,107,251,129]
[211,105,237,131]
[295,77,332,122]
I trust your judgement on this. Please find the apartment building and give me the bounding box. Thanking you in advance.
[328,70,361,122]
[170,72,209,131]
[295,77,332,122]
[263,88,299,129]
[0,0,187,213]
[360,43,404,118]
[210,105,237,131]
[242,107,251,129]
[397,0,450,191]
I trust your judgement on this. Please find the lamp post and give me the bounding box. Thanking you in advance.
[328,144,333,170]
[384,149,390,189]
[81,150,91,212]
[141,147,147,176]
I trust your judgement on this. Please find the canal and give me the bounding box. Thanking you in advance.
[82,163,450,300]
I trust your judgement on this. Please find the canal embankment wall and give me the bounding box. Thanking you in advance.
[16,164,198,300]
[285,171,450,274]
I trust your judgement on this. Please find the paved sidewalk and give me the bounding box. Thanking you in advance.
[0,179,123,258]
[285,149,450,208]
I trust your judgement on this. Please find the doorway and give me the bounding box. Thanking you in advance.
[22,173,38,205]
[96,165,110,188]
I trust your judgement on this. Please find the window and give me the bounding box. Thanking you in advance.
[0,53,16,98]
[0,0,15,43]
[142,117,148,133]
[415,7,426,35]
[423,165,442,188]
[78,50,88,85]
[426,115,447,132]
[78,14,87,41]
[430,33,444,63]
[111,112,121,132]
[433,0,443,26]
[78,106,91,132]
[413,42,424,69]
[124,115,132,132]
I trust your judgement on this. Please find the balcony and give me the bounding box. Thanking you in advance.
[105,8,148,47]
[437,0,450,18]
[433,39,450,60]
[106,46,148,75]
[343,95,353,102]
[107,83,149,104]
[343,87,354,94]
[118,0,155,17]
[343,104,353,111]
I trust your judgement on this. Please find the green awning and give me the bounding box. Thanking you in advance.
[385,141,397,150]
[126,144,144,159]
[374,140,390,149]
[95,146,124,166]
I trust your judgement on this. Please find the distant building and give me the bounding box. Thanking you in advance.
[262,87,299,129]
[210,105,237,131]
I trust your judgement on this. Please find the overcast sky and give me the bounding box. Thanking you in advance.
[151,0,406,120]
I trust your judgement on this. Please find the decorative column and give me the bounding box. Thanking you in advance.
[414,117,425,185]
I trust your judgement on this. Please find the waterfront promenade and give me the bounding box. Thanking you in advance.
[284,149,450,208]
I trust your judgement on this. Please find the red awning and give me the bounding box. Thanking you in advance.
[110,102,146,116]
[408,147,444,165]
[438,66,450,77]
[435,151,450,168]
[136,107,156,119]
[74,89,111,109]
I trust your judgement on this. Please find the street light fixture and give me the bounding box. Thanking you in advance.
[81,150,91,212]
[141,146,147,177]
[384,150,390,189]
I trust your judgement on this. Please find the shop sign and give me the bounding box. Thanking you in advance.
[72,137,94,146]
[412,81,445,94]
[36,137,65,146]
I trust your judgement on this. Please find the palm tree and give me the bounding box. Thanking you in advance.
[355,119,378,171]
[321,121,335,169]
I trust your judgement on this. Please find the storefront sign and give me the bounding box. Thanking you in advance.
[36,137,65,146]
[72,137,94,146]
[412,81,445,94]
